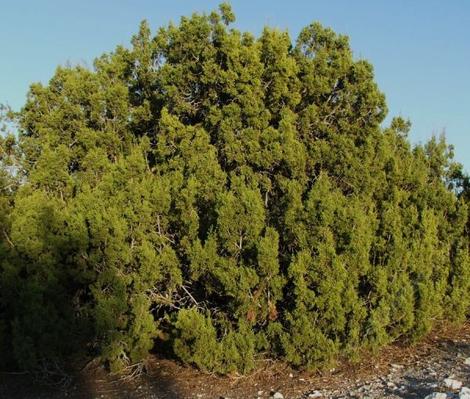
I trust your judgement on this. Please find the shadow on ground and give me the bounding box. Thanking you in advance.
[0,364,184,399]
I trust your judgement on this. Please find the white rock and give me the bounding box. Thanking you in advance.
[289,373,293,378]
[272,393,284,399]
[308,391,323,398]
[444,378,463,390]
[460,386,470,399]
[424,393,447,399]
[464,357,470,366]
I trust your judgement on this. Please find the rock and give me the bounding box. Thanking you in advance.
[390,363,404,369]
[460,386,470,399]
[289,373,293,378]
[271,392,284,399]
[444,378,463,390]
[308,391,323,398]
[424,393,448,399]
[464,358,470,366]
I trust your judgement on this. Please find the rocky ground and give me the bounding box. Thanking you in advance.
[1,322,469,399]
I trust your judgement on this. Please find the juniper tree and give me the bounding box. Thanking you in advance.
[0,3,468,374]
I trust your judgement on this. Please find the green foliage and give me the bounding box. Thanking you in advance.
[0,3,469,375]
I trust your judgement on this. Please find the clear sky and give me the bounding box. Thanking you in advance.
[1,0,469,170]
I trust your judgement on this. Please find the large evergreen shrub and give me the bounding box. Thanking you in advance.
[1,3,469,373]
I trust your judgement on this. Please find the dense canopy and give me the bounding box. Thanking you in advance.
[1,4,469,374]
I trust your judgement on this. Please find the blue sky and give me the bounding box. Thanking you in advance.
[1,0,469,170]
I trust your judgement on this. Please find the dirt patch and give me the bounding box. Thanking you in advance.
[1,322,469,399]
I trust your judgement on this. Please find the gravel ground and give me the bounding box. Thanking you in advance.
[300,341,470,399]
